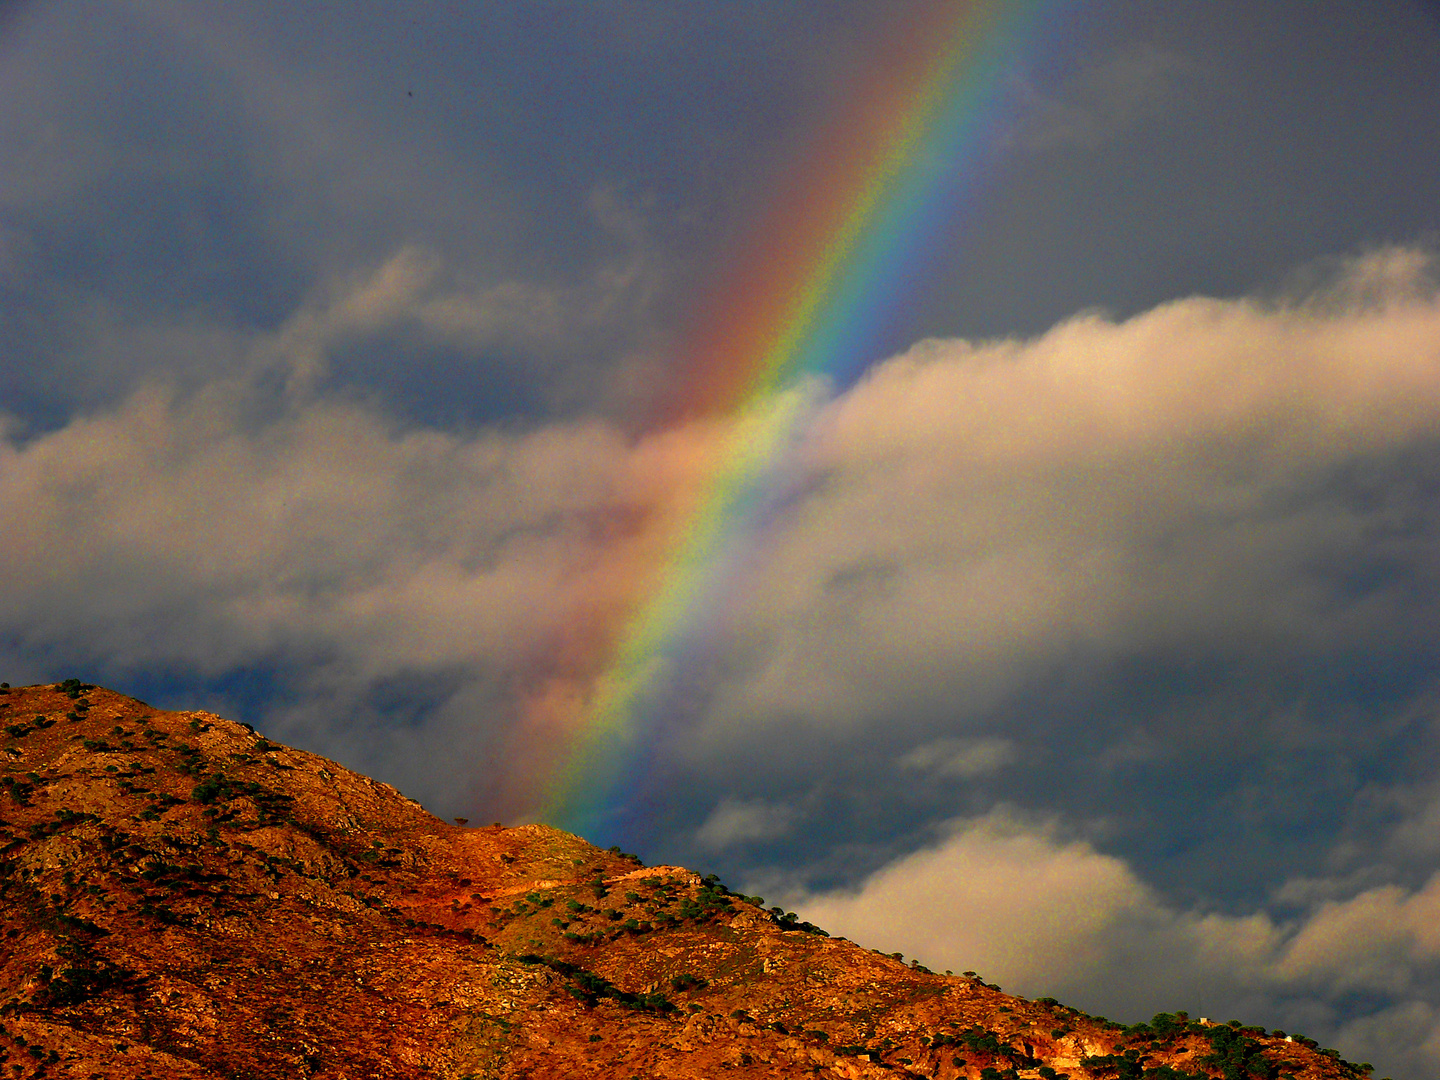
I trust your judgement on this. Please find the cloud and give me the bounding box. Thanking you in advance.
[1333,1001,1440,1079]
[0,257,716,810]
[695,797,799,851]
[4,247,1437,799]
[785,810,1163,987]
[1015,42,1196,153]
[0,235,747,807]
[0,6,671,427]
[689,247,1440,754]
[1274,876,1440,995]
[898,736,1017,779]
[266,246,595,393]
[782,810,1440,1076]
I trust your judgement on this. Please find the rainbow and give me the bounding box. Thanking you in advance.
[532,1,1065,843]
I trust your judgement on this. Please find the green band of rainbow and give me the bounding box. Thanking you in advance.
[533,0,1066,841]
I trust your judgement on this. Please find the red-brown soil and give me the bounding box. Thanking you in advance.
[0,682,1374,1079]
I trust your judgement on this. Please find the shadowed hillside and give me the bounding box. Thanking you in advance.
[0,682,1381,1079]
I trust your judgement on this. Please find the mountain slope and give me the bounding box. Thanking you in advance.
[0,682,1378,1079]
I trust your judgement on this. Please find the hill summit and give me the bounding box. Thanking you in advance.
[0,682,1377,1079]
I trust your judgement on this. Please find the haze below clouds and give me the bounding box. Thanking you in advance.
[3,3,1440,1075]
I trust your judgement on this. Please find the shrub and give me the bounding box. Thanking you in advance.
[1201,1025,1280,1080]
[58,678,92,699]
[191,773,237,804]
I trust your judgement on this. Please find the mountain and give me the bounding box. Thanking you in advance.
[0,682,1379,1079]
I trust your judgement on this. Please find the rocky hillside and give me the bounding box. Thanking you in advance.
[0,682,1381,1079]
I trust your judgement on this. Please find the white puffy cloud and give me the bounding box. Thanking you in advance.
[690,248,1440,751]
[786,810,1165,988]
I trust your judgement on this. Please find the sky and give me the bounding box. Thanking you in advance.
[3,1,1440,1073]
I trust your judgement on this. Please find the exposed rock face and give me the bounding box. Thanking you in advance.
[0,683,1373,1079]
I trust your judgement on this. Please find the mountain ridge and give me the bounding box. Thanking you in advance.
[0,681,1380,1079]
